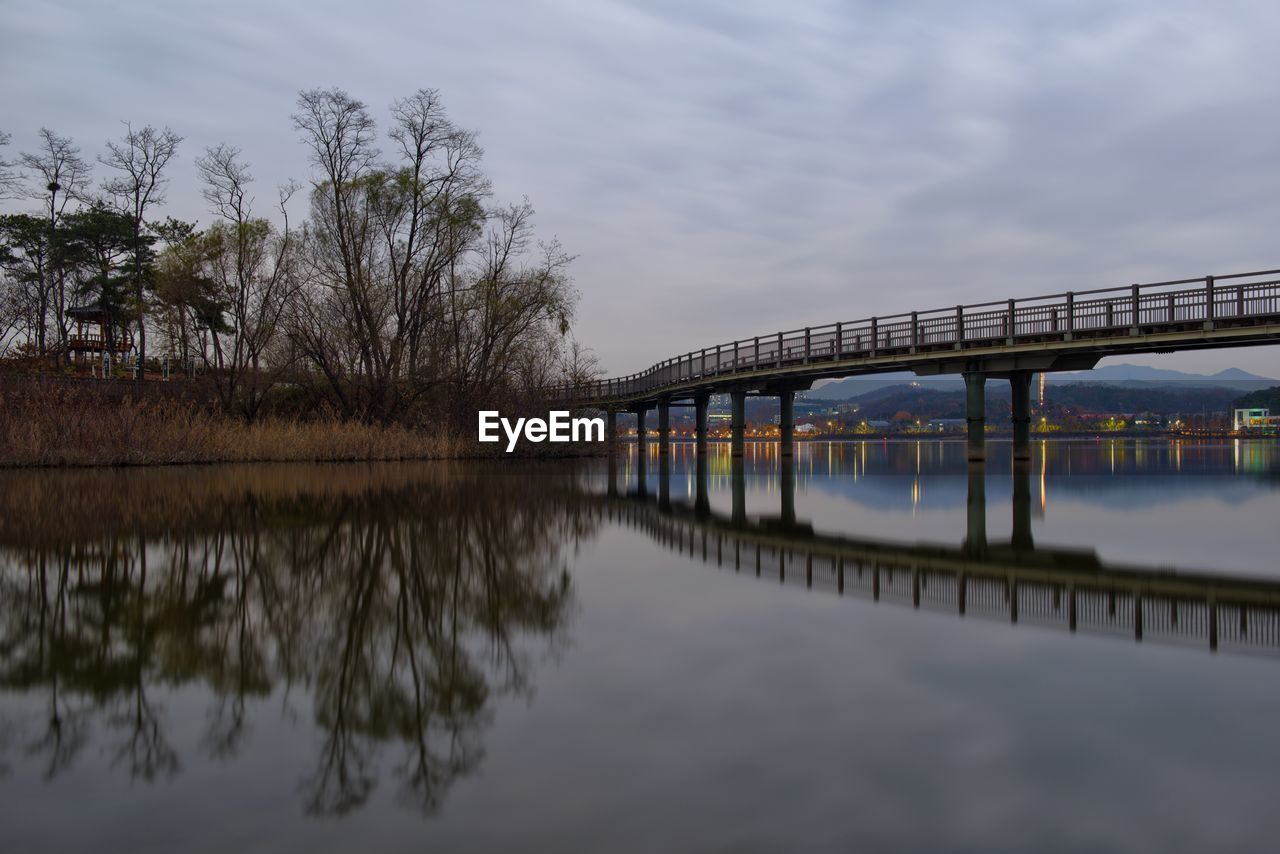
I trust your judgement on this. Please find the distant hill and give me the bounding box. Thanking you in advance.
[1231,387,1280,412]
[1045,384,1238,416]
[1052,364,1277,388]
[809,363,1277,401]
[836,382,1241,421]
[810,373,960,399]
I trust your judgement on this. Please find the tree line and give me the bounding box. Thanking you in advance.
[0,88,599,425]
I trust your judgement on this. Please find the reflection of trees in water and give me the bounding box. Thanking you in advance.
[0,467,586,815]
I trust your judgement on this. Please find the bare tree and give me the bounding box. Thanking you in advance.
[561,336,602,391]
[196,143,299,419]
[21,129,92,358]
[383,92,487,393]
[0,132,28,354]
[0,131,21,199]
[290,88,381,416]
[446,200,576,413]
[291,87,493,422]
[100,123,182,382]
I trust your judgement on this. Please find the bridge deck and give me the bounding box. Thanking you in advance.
[560,269,1280,406]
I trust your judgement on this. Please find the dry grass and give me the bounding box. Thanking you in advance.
[0,377,471,467]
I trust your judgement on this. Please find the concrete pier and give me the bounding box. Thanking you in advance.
[695,450,710,517]
[1012,459,1034,550]
[730,390,746,457]
[1010,371,1032,461]
[657,399,670,456]
[779,390,795,458]
[731,455,746,524]
[635,407,647,454]
[964,462,987,556]
[635,447,648,498]
[964,371,986,462]
[658,450,670,511]
[780,455,796,526]
[694,393,709,455]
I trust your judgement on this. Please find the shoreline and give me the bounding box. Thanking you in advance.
[0,372,607,469]
[8,433,1271,472]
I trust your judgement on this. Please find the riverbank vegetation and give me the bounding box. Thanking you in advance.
[0,88,603,466]
[0,375,474,467]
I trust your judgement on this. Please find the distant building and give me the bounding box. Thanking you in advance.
[926,418,967,432]
[1233,408,1279,431]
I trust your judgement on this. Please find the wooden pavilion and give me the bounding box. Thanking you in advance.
[66,302,132,362]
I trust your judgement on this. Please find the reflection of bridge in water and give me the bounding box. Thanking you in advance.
[597,452,1280,656]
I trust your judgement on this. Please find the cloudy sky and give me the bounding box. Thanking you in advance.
[4,0,1280,376]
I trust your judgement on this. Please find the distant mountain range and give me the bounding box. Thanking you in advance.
[812,382,1245,420]
[809,364,1278,401]
[1053,364,1276,386]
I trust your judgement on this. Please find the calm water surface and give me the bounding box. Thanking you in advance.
[2,439,1279,853]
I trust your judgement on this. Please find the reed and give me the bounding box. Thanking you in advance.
[0,376,471,467]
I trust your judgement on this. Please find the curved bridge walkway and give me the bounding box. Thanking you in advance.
[557,269,1280,461]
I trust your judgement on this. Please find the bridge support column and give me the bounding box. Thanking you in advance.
[731,455,747,525]
[695,449,710,517]
[964,462,988,557]
[964,371,986,462]
[606,410,617,446]
[779,390,795,457]
[730,390,746,457]
[635,442,648,498]
[657,399,671,455]
[780,454,796,526]
[658,449,671,512]
[694,393,709,455]
[1010,371,1032,462]
[634,407,647,455]
[1012,459,1033,550]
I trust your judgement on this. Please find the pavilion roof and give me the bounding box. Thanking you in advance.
[67,302,115,320]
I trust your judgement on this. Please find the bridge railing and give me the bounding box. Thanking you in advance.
[555,269,1280,402]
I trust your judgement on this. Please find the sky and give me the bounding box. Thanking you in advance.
[3,0,1280,378]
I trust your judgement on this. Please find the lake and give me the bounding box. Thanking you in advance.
[2,439,1279,853]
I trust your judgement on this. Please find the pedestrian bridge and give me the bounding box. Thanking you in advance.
[589,455,1280,657]
[556,269,1280,460]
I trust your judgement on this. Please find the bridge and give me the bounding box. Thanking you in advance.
[557,268,1280,460]
[590,453,1280,656]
